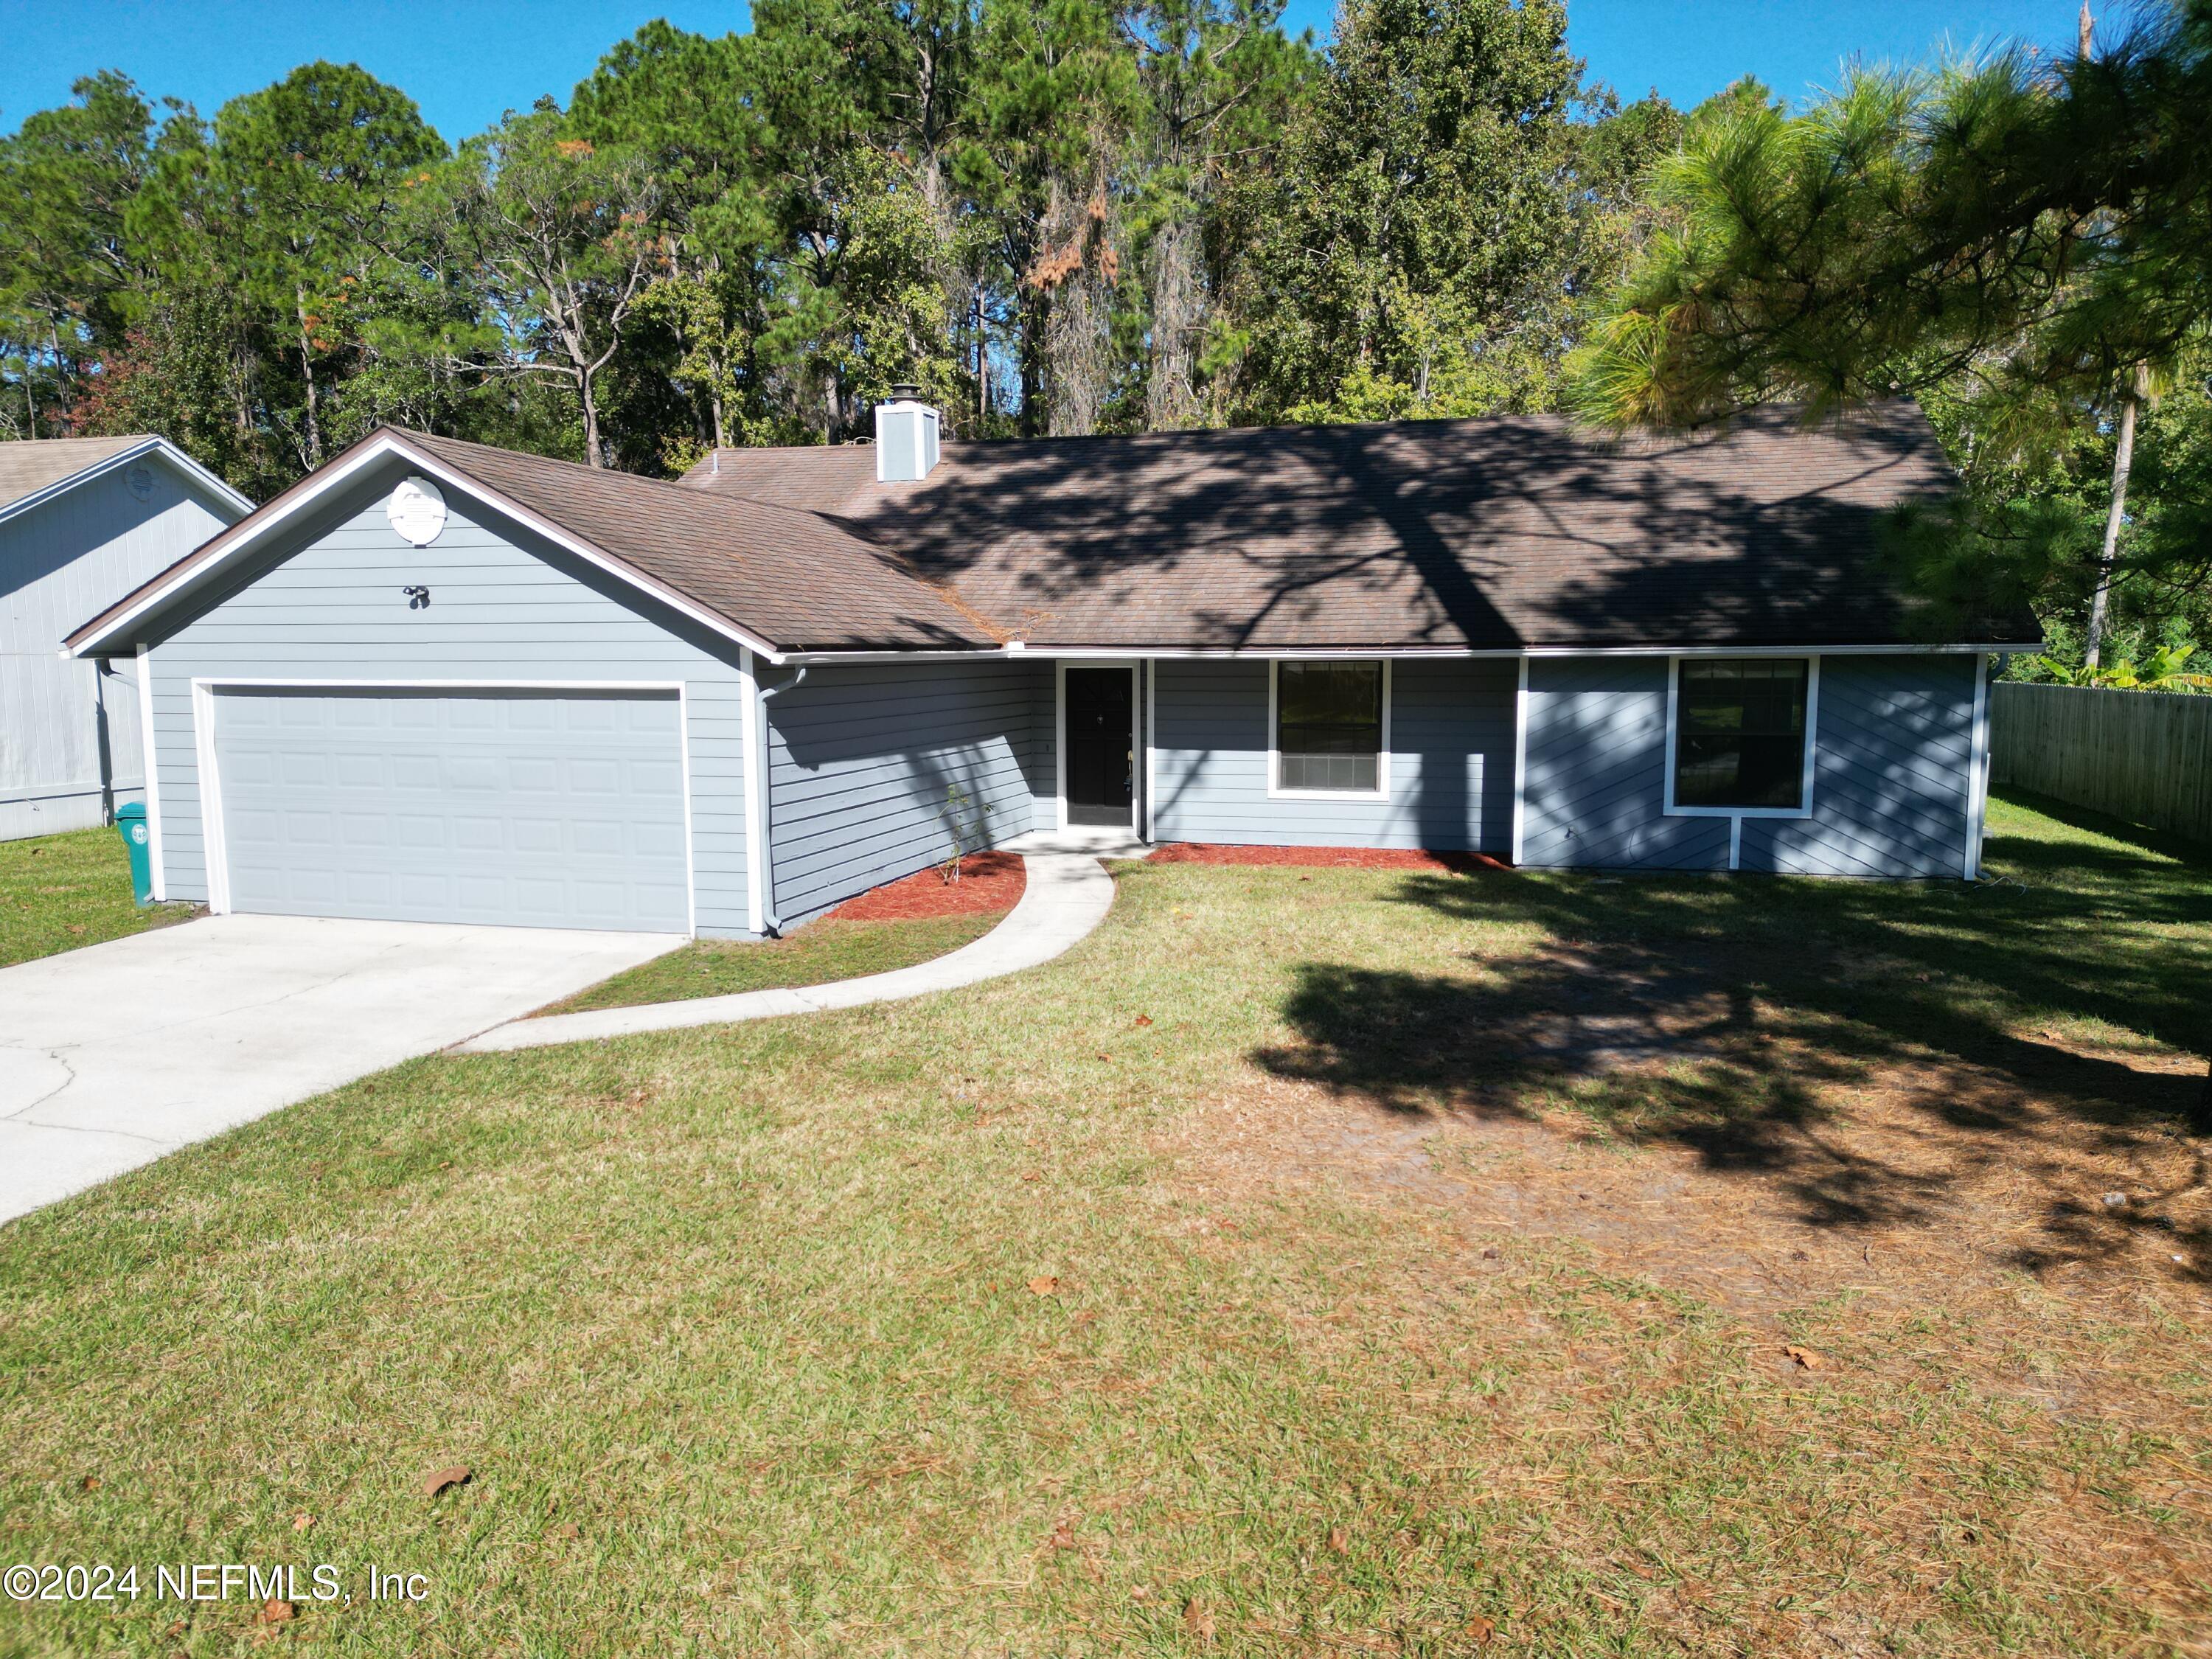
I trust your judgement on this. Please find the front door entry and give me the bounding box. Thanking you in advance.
[1065,668,1133,827]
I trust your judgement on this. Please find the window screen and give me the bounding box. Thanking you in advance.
[1276,663,1383,793]
[1674,659,1810,810]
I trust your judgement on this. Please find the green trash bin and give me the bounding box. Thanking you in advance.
[115,800,154,906]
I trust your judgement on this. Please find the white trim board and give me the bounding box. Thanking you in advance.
[1053,658,1143,833]
[1510,655,1530,866]
[1144,658,1158,843]
[740,647,768,935]
[1965,652,1991,880]
[185,677,698,934]
[135,643,166,901]
[1267,658,1394,802]
[779,641,2028,666]
[1661,655,1823,855]
[69,430,786,665]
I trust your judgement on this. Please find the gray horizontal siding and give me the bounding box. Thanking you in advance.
[1,459,234,839]
[1744,654,1974,877]
[1151,658,1514,850]
[144,461,751,933]
[1523,653,1975,877]
[765,658,1046,926]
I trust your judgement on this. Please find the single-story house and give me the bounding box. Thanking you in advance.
[2,435,251,840]
[63,397,2039,937]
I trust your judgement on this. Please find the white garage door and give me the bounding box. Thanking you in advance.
[213,689,689,932]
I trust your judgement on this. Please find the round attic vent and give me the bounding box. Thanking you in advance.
[387,476,448,546]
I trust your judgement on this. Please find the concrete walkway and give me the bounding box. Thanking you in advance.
[457,852,1116,1054]
[0,915,678,1225]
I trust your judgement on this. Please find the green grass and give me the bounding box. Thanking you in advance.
[538,911,1006,1015]
[1,792,2205,1657]
[0,824,198,968]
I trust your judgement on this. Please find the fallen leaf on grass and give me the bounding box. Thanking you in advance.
[1020,1170,1042,1183]
[1326,1525,1349,1554]
[552,1523,580,1540]
[64,924,86,936]
[1133,1014,1153,1027]
[1048,1517,1077,1551]
[1466,1613,1497,1644]
[291,1513,313,1533]
[257,1599,295,1624]
[1027,1275,1061,1296]
[421,1465,472,1500]
[1183,1597,1216,1643]
[1784,1345,1826,1371]
[80,1475,100,1492]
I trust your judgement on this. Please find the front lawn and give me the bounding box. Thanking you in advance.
[1,793,2205,1656]
[537,911,1006,1015]
[0,824,198,969]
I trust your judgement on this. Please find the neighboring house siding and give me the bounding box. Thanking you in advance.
[0,460,234,839]
[141,467,751,933]
[1521,654,1975,877]
[764,658,1046,927]
[1150,658,1517,850]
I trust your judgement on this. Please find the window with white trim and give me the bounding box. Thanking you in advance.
[1274,661,1385,793]
[1672,658,1811,810]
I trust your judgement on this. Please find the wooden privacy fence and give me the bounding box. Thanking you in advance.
[1989,682,2212,843]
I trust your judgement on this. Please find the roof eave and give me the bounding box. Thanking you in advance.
[66,428,790,664]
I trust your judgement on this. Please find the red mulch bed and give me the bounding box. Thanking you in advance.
[1147,842,1509,874]
[827,852,1027,921]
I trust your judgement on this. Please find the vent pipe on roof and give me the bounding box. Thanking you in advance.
[875,386,941,482]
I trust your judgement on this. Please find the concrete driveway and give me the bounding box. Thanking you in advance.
[0,914,679,1225]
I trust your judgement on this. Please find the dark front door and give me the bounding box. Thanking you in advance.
[1065,668,1133,827]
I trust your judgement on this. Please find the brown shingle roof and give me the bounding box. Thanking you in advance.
[67,428,1000,655]
[684,403,2038,650]
[397,432,999,651]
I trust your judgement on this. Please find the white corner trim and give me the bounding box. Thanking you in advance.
[1510,655,1530,865]
[1144,658,1158,843]
[741,647,767,935]
[1661,653,1820,823]
[189,681,230,915]
[1728,815,1743,872]
[675,684,698,938]
[135,641,166,901]
[1053,659,1068,832]
[1266,658,1393,801]
[1964,652,1991,880]
[69,430,787,664]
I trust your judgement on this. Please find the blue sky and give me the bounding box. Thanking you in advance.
[1,1,2087,142]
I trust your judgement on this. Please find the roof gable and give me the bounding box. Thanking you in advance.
[0,434,252,531]
[66,428,995,659]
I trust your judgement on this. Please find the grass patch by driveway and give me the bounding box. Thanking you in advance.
[535,911,1004,1015]
[1,793,2205,1657]
[0,824,198,968]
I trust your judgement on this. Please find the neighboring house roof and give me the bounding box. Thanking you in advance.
[0,434,253,529]
[69,403,2039,662]
[683,402,2039,652]
[66,427,998,659]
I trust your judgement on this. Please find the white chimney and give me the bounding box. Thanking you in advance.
[874,384,941,482]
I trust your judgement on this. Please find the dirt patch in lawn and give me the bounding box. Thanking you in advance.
[828,851,1025,920]
[1150,841,1509,873]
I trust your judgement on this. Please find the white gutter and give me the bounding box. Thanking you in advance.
[776,641,2037,665]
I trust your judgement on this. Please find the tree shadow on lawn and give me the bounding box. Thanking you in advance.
[1250,811,2210,1281]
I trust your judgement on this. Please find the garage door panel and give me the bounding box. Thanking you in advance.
[215,689,689,932]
